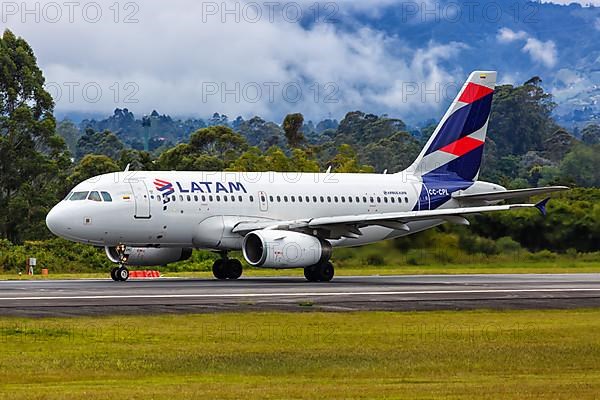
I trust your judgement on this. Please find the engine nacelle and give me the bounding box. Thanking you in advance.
[105,247,192,266]
[242,230,332,269]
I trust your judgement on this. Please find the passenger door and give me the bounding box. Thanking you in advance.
[129,179,151,218]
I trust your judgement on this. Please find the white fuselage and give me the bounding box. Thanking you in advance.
[47,170,498,251]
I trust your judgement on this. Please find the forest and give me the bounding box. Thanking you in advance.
[0,29,598,274]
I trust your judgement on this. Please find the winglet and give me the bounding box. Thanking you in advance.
[535,197,550,216]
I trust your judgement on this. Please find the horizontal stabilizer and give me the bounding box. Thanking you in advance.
[452,186,568,202]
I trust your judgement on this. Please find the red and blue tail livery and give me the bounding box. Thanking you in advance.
[407,71,497,210]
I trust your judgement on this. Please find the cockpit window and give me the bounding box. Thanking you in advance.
[69,191,89,201]
[101,192,113,202]
[63,192,72,201]
[88,191,102,202]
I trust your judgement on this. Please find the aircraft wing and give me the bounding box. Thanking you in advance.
[231,200,547,239]
[452,186,568,203]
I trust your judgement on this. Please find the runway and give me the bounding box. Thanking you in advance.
[1,273,600,317]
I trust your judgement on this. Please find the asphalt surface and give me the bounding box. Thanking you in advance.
[1,274,600,317]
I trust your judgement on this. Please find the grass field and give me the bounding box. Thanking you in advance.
[1,309,599,399]
[2,259,600,281]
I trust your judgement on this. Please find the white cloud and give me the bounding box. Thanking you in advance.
[540,0,600,6]
[496,27,558,68]
[522,38,558,68]
[5,0,467,122]
[497,28,528,43]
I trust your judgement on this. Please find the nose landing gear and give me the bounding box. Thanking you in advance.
[110,244,130,282]
[212,253,243,280]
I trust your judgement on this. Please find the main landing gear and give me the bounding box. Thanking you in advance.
[212,253,243,280]
[110,244,130,282]
[304,261,334,282]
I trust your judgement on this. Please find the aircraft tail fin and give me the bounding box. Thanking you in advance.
[406,71,497,182]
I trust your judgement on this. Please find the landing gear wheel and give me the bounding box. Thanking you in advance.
[116,266,129,282]
[226,259,243,280]
[212,259,228,280]
[318,261,334,282]
[304,261,334,282]
[110,267,119,281]
[304,265,319,282]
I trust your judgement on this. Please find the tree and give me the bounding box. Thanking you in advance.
[56,119,80,154]
[66,155,120,189]
[76,128,125,160]
[236,116,284,150]
[227,146,320,172]
[157,126,247,171]
[282,113,305,148]
[488,78,557,156]
[559,144,600,187]
[581,124,600,145]
[0,29,70,243]
[327,144,374,173]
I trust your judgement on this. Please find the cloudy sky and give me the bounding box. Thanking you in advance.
[4,0,591,122]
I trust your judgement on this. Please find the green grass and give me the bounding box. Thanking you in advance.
[0,310,599,399]
[1,259,599,281]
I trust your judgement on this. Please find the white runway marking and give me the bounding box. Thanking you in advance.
[1,288,600,301]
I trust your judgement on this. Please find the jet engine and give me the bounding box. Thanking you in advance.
[242,230,332,268]
[105,247,192,266]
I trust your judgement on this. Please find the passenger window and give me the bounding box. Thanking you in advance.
[405,197,409,203]
[363,196,367,203]
[261,195,266,202]
[216,195,221,201]
[249,195,254,202]
[298,196,302,203]
[88,191,102,202]
[69,191,89,201]
[377,197,381,203]
[391,197,395,203]
[291,196,295,203]
[277,195,281,202]
[306,196,310,202]
[369,197,374,203]
[348,197,352,203]
[202,195,206,202]
[320,196,324,202]
[224,196,228,202]
[179,195,184,201]
[334,196,338,203]
[101,192,113,202]
[341,196,345,203]
[209,195,213,202]
[384,197,388,203]
[355,196,360,203]
[187,195,191,202]
[194,195,198,202]
[172,195,176,202]
[284,196,288,202]
[239,195,243,202]
[269,196,273,202]
[231,195,235,202]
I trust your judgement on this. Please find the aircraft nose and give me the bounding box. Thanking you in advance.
[46,205,69,237]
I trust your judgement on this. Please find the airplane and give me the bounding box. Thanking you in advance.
[46,71,568,282]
